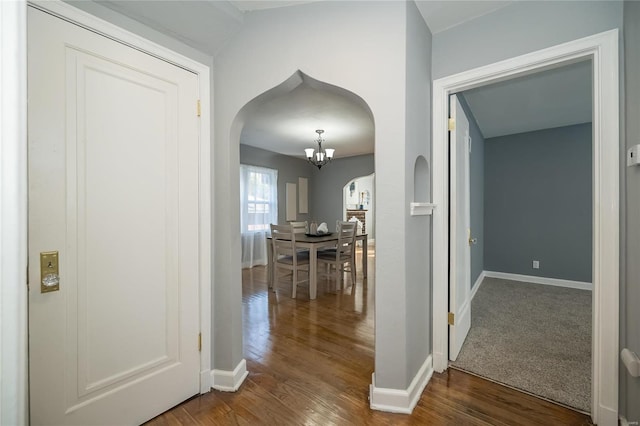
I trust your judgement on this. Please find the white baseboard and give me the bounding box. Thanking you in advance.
[369,354,433,414]
[483,271,592,291]
[470,271,486,301]
[619,414,639,426]
[595,405,618,426]
[211,358,249,392]
[200,369,212,393]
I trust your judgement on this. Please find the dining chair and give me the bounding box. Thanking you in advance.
[317,221,357,289]
[287,221,310,257]
[270,223,310,298]
[289,221,308,234]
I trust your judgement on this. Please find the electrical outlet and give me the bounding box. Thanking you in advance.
[532,260,540,269]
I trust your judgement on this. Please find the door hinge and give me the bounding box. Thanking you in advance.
[198,333,202,352]
[448,118,455,131]
[448,312,455,325]
[196,100,201,117]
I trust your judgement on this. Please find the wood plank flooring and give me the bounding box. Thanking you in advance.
[147,247,592,425]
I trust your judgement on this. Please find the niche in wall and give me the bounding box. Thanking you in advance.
[411,155,435,215]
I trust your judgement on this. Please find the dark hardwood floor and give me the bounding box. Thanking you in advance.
[147,247,592,425]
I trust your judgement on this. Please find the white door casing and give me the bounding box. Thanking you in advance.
[432,30,619,426]
[448,94,472,361]
[0,1,28,425]
[28,5,209,424]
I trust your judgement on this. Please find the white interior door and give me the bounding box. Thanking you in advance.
[448,94,472,361]
[28,7,201,424]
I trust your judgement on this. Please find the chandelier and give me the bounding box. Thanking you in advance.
[304,129,335,169]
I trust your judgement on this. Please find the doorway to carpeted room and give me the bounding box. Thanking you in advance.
[450,277,591,412]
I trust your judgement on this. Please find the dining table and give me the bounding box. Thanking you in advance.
[267,232,368,299]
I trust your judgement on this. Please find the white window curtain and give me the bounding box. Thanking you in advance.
[240,164,278,268]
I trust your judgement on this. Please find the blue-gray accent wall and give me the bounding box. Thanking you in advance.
[458,94,485,288]
[484,123,592,282]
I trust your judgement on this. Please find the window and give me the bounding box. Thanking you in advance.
[240,164,278,233]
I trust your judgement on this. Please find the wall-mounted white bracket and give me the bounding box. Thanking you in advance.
[621,348,640,377]
[410,203,436,216]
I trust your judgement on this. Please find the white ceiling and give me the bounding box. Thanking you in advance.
[462,60,593,139]
[240,79,374,158]
[91,0,589,157]
[229,0,315,12]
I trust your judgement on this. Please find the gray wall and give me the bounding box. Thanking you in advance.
[310,154,374,236]
[623,1,640,422]
[458,94,485,287]
[432,1,623,79]
[215,0,415,391]
[239,144,314,225]
[484,124,592,282]
[403,0,432,386]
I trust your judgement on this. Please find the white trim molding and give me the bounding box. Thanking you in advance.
[199,369,212,394]
[0,1,28,424]
[432,30,619,426]
[483,271,592,291]
[369,355,433,414]
[211,359,249,392]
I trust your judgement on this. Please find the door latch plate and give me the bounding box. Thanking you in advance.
[40,251,60,293]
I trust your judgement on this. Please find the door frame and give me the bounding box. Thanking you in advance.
[0,0,28,424]
[27,0,213,395]
[432,30,619,425]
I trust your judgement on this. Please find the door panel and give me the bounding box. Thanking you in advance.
[449,94,472,361]
[74,49,179,395]
[28,7,200,424]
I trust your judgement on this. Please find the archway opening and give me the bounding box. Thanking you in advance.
[232,70,377,402]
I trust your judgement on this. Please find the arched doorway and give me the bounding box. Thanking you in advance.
[230,70,377,402]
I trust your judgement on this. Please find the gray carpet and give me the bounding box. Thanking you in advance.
[450,277,592,412]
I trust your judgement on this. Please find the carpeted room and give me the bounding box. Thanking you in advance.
[449,66,593,413]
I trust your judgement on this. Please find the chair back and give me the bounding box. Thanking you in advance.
[335,221,356,257]
[270,224,296,259]
[336,220,356,233]
[289,221,308,234]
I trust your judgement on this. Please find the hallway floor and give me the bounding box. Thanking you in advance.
[147,248,591,425]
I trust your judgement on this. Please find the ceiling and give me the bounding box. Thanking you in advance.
[462,60,593,139]
[91,0,590,157]
[240,78,374,158]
